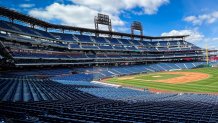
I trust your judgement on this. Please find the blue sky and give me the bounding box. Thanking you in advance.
[0,0,218,49]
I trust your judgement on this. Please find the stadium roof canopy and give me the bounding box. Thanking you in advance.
[0,6,189,40]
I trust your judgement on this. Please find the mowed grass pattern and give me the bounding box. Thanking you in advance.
[106,67,218,93]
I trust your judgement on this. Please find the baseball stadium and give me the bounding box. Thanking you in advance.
[1,3,218,123]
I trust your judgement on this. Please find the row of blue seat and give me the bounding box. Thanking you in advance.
[0,61,217,122]
[11,50,202,60]
[0,79,218,122]
[52,62,206,81]
[52,32,196,48]
[0,20,202,52]
[0,76,97,102]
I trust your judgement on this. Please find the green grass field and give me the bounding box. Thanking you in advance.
[105,67,218,93]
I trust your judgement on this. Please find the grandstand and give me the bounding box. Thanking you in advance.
[0,7,214,67]
[1,6,218,122]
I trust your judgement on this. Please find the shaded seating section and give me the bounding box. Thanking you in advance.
[118,39,131,45]
[51,32,77,42]
[93,37,108,44]
[78,87,162,100]
[1,75,218,122]
[157,47,168,51]
[108,38,121,44]
[0,21,37,35]
[52,62,206,81]
[81,45,99,49]
[0,20,204,54]
[67,52,87,58]
[141,41,153,47]
[1,97,218,122]
[96,53,107,58]
[0,75,96,102]
[33,28,56,39]
[11,50,91,59]
[0,20,55,39]
[75,35,93,43]
[0,20,17,31]
[131,40,141,45]
[106,54,122,58]
[113,46,126,50]
[41,41,68,48]
[12,69,72,76]
[52,74,94,81]
[0,61,217,122]
[12,51,70,59]
[86,54,96,58]
[126,46,137,50]
[148,47,158,51]
[69,43,80,49]
[99,45,114,50]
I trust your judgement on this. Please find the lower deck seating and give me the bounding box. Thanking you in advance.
[0,79,218,122]
[50,62,206,82]
[0,61,215,123]
[0,75,96,102]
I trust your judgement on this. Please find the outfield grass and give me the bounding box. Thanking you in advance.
[105,67,218,93]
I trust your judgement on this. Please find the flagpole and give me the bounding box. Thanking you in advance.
[206,40,209,65]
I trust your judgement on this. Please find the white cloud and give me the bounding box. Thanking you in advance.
[202,38,218,49]
[161,29,204,42]
[19,4,35,8]
[71,0,169,15]
[184,11,218,25]
[28,0,168,29]
[29,3,103,28]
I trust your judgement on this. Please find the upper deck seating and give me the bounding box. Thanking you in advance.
[113,46,126,50]
[118,39,131,45]
[109,38,121,44]
[0,21,55,39]
[99,45,114,50]
[51,33,78,42]
[130,40,141,45]
[93,37,108,43]
[81,45,99,49]
[67,53,87,58]
[69,43,80,49]
[126,46,137,50]
[75,35,93,43]
[12,52,70,59]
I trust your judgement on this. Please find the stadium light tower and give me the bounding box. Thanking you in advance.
[94,13,112,36]
[131,21,143,40]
